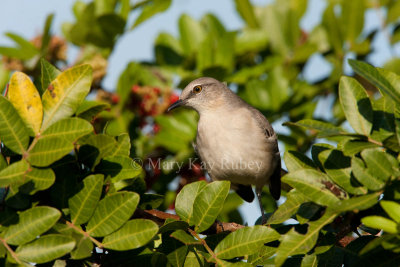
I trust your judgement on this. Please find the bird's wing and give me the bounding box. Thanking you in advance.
[248,106,281,199]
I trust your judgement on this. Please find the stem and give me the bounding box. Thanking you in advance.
[188,228,223,265]
[367,137,383,147]
[65,220,103,249]
[25,133,41,155]
[0,237,22,264]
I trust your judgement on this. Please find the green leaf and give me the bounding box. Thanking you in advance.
[131,0,172,29]
[155,32,184,65]
[311,143,335,170]
[341,140,379,156]
[69,174,104,225]
[361,216,398,234]
[248,245,277,265]
[318,149,367,195]
[51,223,93,260]
[361,148,398,182]
[40,14,54,55]
[0,33,38,60]
[103,219,158,250]
[284,150,317,172]
[27,136,73,167]
[19,166,56,194]
[339,77,373,135]
[178,14,205,55]
[170,230,201,245]
[322,4,342,54]
[197,31,235,76]
[284,119,347,137]
[40,58,60,94]
[0,160,29,187]
[175,181,207,223]
[349,59,400,105]
[139,194,164,210]
[76,100,109,121]
[351,157,385,191]
[0,154,7,171]
[111,133,131,157]
[192,181,230,232]
[234,28,269,56]
[3,206,61,245]
[282,169,341,207]
[78,133,117,168]
[5,32,38,56]
[96,156,142,182]
[268,190,306,224]
[154,110,197,153]
[167,245,188,267]
[381,200,400,223]
[41,64,92,130]
[40,117,93,143]
[331,192,381,212]
[388,0,400,23]
[0,95,30,154]
[159,220,189,234]
[341,0,365,43]
[215,226,280,259]
[275,210,338,267]
[70,235,93,259]
[184,250,206,267]
[234,0,259,28]
[8,72,43,135]
[15,234,75,264]
[301,253,318,267]
[86,191,139,237]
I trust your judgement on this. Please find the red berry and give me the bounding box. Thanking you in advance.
[132,85,140,93]
[169,94,179,104]
[192,163,202,176]
[153,87,161,94]
[111,94,120,104]
[150,107,158,116]
[153,124,160,133]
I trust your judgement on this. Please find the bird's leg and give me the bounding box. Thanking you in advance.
[256,188,266,225]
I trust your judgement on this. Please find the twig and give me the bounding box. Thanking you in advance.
[188,228,224,265]
[65,220,103,249]
[0,237,22,264]
[367,137,383,147]
[134,209,245,234]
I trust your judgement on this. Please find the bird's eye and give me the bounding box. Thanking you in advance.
[193,85,202,93]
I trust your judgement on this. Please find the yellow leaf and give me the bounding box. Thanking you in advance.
[41,64,92,130]
[8,72,43,135]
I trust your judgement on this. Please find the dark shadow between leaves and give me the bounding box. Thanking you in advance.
[297,202,323,222]
[96,159,123,178]
[78,145,100,170]
[372,110,395,132]
[357,98,374,124]
[155,44,183,65]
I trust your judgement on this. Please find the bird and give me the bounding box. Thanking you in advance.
[168,77,281,224]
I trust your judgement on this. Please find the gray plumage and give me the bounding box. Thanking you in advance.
[168,77,281,223]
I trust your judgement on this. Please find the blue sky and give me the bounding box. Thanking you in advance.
[0,0,395,224]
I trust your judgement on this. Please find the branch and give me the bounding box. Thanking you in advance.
[188,228,224,265]
[133,209,244,234]
[0,237,22,264]
[64,220,103,248]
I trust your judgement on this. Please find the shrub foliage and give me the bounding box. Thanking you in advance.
[1,0,400,266]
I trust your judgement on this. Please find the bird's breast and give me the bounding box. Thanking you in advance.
[196,110,277,186]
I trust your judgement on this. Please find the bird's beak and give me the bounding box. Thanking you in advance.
[167,99,184,112]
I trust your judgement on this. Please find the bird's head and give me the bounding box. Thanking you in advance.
[167,77,229,113]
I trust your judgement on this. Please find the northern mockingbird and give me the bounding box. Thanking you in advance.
[168,77,281,223]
